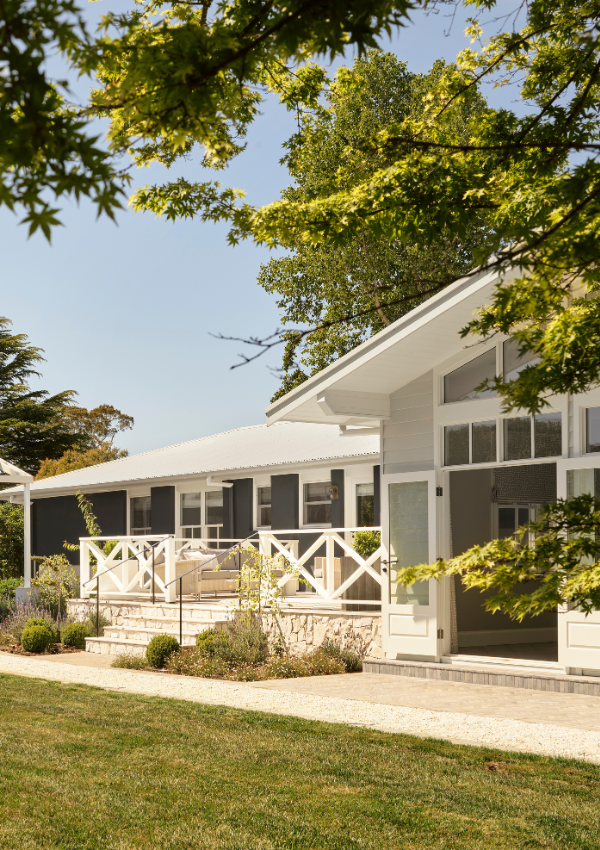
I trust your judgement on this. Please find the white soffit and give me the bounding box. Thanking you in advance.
[265,268,502,425]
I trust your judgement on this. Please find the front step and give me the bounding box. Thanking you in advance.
[104,625,207,647]
[86,637,149,658]
[363,657,600,696]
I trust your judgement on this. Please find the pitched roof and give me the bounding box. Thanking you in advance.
[265,266,505,426]
[1,422,378,499]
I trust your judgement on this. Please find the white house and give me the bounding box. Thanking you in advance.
[265,267,600,676]
[1,420,379,578]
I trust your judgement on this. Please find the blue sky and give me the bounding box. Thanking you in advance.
[2,2,492,454]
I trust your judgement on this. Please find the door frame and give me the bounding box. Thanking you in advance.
[556,457,600,673]
[381,470,449,660]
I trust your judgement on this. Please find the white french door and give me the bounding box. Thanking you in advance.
[381,471,442,660]
[556,457,600,673]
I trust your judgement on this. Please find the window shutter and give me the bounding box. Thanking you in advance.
[151,486,175,534]
[232,479,254,538]
[271,474,299,530]
[373,465,380,525]
[330,469,345,528]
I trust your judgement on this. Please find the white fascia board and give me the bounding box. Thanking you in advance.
[317,390,390,419]
[265,267,502,425]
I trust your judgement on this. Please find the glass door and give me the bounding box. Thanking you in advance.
[556,457,600,673]
[381,471,441,659]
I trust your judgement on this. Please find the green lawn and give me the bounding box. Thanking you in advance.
[1,673,599,849]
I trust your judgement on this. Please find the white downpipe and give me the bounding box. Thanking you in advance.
[23,482,30,588]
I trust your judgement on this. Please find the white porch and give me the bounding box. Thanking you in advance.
[79,526,383,609]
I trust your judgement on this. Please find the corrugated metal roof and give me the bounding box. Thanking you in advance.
[2,422,378,498]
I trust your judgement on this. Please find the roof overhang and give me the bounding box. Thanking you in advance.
[265,267,505,426]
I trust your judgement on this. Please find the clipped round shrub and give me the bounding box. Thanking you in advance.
[146,634,179,668]
[61,622,88,649]
[25,617,57,640]
[196,628,230,656]
[21,624,55,653]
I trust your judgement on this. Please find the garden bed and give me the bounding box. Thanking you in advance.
[112,621,365,680]
[0,643,83,657]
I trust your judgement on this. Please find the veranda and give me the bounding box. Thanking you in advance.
[73,527,384,658]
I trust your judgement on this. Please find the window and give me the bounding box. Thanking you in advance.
[444,420,497,466]
[534,412,562,458]
[472,420,497,463]
[303,482,332,525]
[389,481,429,605]
[444,349,497,403]
[356,483,375,526]
[205,491,224,526]
[130,496,151,535]
[503,338,541,382]
[257,486,271,527]
[498,505,534,540]
[504,413,562,461]
[504,417,531,461]
[180,492,202,539]
[444,423,469,466]
[586,408,600,453]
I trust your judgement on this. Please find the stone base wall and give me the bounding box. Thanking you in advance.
[261,611,382,659]
[66,599,383,659]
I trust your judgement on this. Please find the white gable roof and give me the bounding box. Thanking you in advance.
[0,422,378,500]
[265,267,505,426]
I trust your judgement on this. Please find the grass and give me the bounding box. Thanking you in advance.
[1,673,599,850]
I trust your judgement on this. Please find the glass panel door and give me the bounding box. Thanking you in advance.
[557,458,600,674]
[382,471,440,660]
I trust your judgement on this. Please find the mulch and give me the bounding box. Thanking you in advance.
[0,644,82,657]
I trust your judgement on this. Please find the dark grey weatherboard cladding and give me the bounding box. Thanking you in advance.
[270,474,299,530]
[373,465,380,526]
[32,490,127,566]
[151,486,175,535]
[330,469,345,528]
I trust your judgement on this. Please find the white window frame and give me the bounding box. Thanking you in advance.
[439,342,500,406]
[256,484,272,529]
[129,494,152,536]
[301,477,333,529]
[583,405,600,457]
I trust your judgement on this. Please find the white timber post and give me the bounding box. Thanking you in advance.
[80,541,91,599]
[23,482,31,588]
[325,531,335,599]
[164,536,176,603]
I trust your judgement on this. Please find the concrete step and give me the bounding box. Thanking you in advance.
[105,626,201,646]
[116,616,224,630]
[86,637,149,658]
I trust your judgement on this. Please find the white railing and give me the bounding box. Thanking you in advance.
[78,527,382,608]
[80,535,176,602]
[258,527,382,606]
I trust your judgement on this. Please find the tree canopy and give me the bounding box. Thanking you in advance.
[258,51,492,399]
[0,318,133,476]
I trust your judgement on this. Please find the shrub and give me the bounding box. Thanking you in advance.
[195,628,230,656]
[112,653,148,669]
[146,635,180,668]
[81,612,111,637]
[25,617,58,641]
[305,648,346,676]
[353,530,381,559]
[320,632,367,672]
[218,613,269,665]
[166,651,230,678]
[61,622,88,648]
[0,604,59,644]
[21,624,55,653]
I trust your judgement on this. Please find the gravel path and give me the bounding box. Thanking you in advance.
[0,653,597,764]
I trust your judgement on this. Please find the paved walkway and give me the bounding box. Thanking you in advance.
[1,652,599,763]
